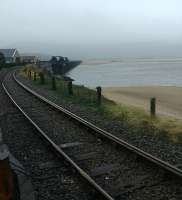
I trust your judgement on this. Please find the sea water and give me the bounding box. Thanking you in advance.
[68,59,182,88]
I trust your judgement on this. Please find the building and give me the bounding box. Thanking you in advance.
[0,49,20,64]
[21,56,39,64]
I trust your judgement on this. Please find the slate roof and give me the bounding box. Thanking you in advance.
[0,49,17,58]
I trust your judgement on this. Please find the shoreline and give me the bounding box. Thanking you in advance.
[103,86,182,119]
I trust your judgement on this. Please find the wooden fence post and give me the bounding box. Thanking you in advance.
[33,72,37,81]
[52,76,56,90]
[77,87,80,97]
[28,70,31,79]
[96,86,102,105]
[68,81,73,95]
[150,97,156,117]
[39,72,45,84]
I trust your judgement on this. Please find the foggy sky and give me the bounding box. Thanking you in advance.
[1,0,182,59]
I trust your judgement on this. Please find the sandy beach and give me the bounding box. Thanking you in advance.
[103,86,182,119]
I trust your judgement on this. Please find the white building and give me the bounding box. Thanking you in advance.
[0,49,20,64]
[21,56,39,64]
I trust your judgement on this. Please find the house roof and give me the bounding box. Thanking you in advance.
[0,49,17,58]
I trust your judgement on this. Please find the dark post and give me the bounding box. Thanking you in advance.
[96,86,102,105]
[28,70,31,79]
[39,72,45,84]
[52,76,56,90]
[150,97,156,117]
[68,81,73,95]
[33,72,37,81]
[77,87,80,97]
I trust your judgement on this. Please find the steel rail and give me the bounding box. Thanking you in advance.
[2,75,114,200]
[13,72,182,179]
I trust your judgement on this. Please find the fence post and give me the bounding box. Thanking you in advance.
[96,86,102,105]
[28,70,31,79]
[77,87,80,97]
[33,72,37,81]
[52,76,56,90]
[68,81,73,95]
[39,72,45,84]
[150,97,156,117]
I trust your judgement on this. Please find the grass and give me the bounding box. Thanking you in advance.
[20,65,182,143]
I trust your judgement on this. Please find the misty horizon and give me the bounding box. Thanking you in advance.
[1,0,182,60]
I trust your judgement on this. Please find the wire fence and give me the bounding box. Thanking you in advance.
[23,66,103,106]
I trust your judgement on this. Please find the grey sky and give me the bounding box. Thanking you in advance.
[1,0,182,59]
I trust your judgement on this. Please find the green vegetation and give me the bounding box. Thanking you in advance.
[20,65,182,143]
[21,65,101,108]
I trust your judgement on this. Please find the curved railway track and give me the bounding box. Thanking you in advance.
[2,69,182,199]
[0,69,99,200]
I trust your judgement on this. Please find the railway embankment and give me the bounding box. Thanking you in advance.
[17,66,182,169]
[2,68,182,199]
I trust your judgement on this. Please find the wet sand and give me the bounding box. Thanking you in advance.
[103,86,182,119]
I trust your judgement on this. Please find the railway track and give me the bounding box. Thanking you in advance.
[0,69,101,200]
[2,69,182,199]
